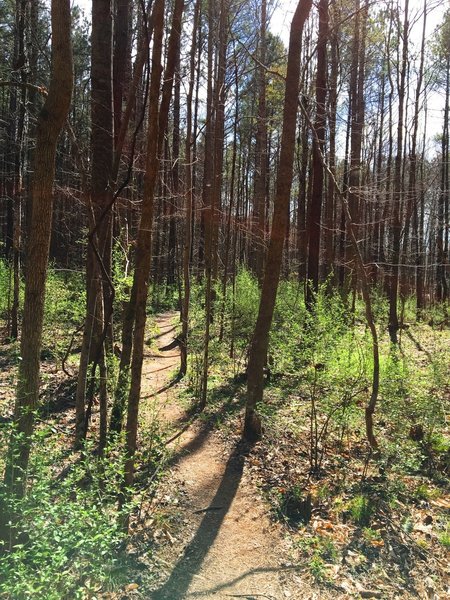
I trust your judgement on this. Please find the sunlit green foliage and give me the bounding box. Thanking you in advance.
[0,430,132,599]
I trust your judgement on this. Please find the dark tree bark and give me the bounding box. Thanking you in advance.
[306,0,328,308]
[75,0,114,446]
[123,0,184,494]
[201,0,228,409]
[244,0,312,442]
[1,0,73,548]
[180,0,201,377]
[113,0,131,145]
[122,0,166,493]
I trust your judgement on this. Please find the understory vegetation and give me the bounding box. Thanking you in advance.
[0,264,448,597]
[1,0,450,596]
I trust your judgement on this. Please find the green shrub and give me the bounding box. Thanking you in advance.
[0,430,133,599]
[347,494,374,526]
[44,267,85,328]
[0,259,11,319]
[438,522,450,548]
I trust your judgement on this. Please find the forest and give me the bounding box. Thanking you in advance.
[0,0,449,597]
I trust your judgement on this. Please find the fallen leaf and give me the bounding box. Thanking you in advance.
[125,583,139,591]
[413,523,433,535]
[431,497,450,510]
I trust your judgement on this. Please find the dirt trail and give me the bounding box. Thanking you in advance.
[142,313,314,600]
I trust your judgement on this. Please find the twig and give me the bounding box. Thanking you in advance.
[0,80,48,95]
[381,508,448,569]
[193,506,224,514]
[61,321,84,377]
[225,595,276,599]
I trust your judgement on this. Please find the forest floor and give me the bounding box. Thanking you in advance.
[136,312,319,600]
[123,313,449,600]
[0,311,448,599]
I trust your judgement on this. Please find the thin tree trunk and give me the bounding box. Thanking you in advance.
[75,0,114,445]
[252,0,267,283]
[324,25,338,282]
[300,99,380,450]
[402,0,426,308]
[180,0,200,377]
[200,0,228,409]
[123,0,184,494]
[244,0,312,442]
[388,0,409,343]
[306,0,328,308]
[437,57,449,304]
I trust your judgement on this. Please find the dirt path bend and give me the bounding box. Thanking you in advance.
[142,313,314,600]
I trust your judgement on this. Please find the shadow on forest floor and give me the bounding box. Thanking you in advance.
[151,440,248,600]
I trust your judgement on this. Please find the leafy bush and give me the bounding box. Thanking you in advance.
[0,429,132,599]
[44,267,85,328]
[0,259,12,319]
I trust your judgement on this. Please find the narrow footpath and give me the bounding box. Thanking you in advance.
[140,313,317,600]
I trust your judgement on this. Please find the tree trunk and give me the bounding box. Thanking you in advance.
[388,0,409,343]
[251,0,267,283]
[123,0,184,494]
[437,57,449,304]
[244,0,312,442]
[200,0,228,409]
[323,24,338,282]
[180,0,200,377]
[306,0,328,308]
[1,0,73,548]
[75,0,114,445]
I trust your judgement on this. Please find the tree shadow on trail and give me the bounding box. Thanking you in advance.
[145,373,183,399]
[151,440,249,600]
[163,379,245,466]
[186,565,298,598]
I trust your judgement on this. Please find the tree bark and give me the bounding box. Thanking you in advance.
[180,0,201,377]
[75,0,114,445]
[388,0,409,342]
[123,0,184,493]
[244,0,312,442]
[251,0,268,284]
[306,0,328,308]
[1,0,73,548]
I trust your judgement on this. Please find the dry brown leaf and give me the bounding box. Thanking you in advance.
[431,497,450,510]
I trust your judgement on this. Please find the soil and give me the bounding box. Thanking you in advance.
[1,313,447,599]
[139,312,319,600]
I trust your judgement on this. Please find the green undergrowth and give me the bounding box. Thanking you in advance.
[0,261,448,596]
[182,268,449,591]
[0,421,167,599]
[0,431,128,598]
[185,268,449,476]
